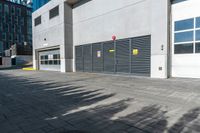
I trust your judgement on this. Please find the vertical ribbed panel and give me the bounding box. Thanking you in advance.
[83,44,92,72]
[116,39,130,73]
[131,35,151,76]
[103,41,115,73]
[75,45,83,71]
[92,43,103,72]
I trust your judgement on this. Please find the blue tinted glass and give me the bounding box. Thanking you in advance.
[196,30,200,41]
[175,43,193,54]
[196,17,200,28]
[175,31,193,43]
[175,18,194,31]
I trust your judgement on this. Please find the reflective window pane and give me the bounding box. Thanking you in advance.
[174,31,193,43]
[196,30,200,41]
[195,43,200,53]
[174,43,193,54]
[196,17,200,28]
[175,18,194,31]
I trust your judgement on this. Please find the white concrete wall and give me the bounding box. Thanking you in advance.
[73,0,170,78]
[172,0,200,78]
[32,0,73,72]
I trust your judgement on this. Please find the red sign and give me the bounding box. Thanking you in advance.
[112,35,116,41]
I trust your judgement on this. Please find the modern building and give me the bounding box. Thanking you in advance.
[32,0,200,78]
[0,0,32,66]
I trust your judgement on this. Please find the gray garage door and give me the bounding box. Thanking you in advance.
[75,35,151,76]
[75,45,83,71]
[116,39,130,73]
[39,49,60,71]
[83,44,92,72]
[92,43,103,72]
[103,41,115,73]
[131,35,151,76]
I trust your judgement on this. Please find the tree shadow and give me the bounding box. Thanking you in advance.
[0,72,200,133]
[168,107,200,133]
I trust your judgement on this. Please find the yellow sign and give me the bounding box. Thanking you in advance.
[133,49,139,55]
[109,49,115,53]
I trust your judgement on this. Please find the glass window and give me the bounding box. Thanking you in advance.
[196,17,200,28]
[196,30,200,41]
[195,43,200,53]
[0,41,3,53]
[175,31,193,43]
[0,3,2,12]
[175,18,194,31]
[53,60,58,65]
[44,55,48,59]
[34,16,41,26]
[4,4,9,14]
[49,6,59,19]
[49,60,53,65]
[174,43,193,54]
[45,61,48,65]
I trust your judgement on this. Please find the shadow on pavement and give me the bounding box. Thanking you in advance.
[0,72,200,133]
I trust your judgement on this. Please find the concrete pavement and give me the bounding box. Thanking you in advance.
[0,69,200,133]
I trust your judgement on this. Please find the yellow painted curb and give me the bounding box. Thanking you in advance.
[22,68,36,71]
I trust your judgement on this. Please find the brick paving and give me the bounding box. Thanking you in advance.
[1,69,200,133]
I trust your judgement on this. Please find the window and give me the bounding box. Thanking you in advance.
[196,30,200,41]
[40,54,60,65]
[174,31,193,43]
[49,6,59,19]
[175,18,194,31]
[2,33,6,41]
[4,4,9,14]
[195,43,200,53]
[0,41,3,56]
[0,3,2,12]
[34,16,41,26]
[174,43,193,54]
[174,18,196,54]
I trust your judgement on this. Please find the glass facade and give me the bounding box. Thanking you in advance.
[0,0,32,56]
[174,17,200,54]
[33,0,50,11]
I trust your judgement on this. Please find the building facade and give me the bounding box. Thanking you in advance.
[0,0,32,57]
[32,0,200,78]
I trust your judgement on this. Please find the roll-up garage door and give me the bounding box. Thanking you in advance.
[116,39,130,73]
[75,45,83,71]
[92,43,103,72]
[131,35,151,76]
[103,41,115,73]
[39,49,60,71]
[83,44,92,72]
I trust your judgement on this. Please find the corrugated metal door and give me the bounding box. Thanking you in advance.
[103,41,115,73]
[75,45,83,71]
[116,39,130,73]
[83,44,92,72]
[131,35,151,76]
[92,43,103,72]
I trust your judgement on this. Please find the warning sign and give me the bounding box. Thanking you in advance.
[109,49,115,53]
[97,51,101,58]
[133,49,139,55]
